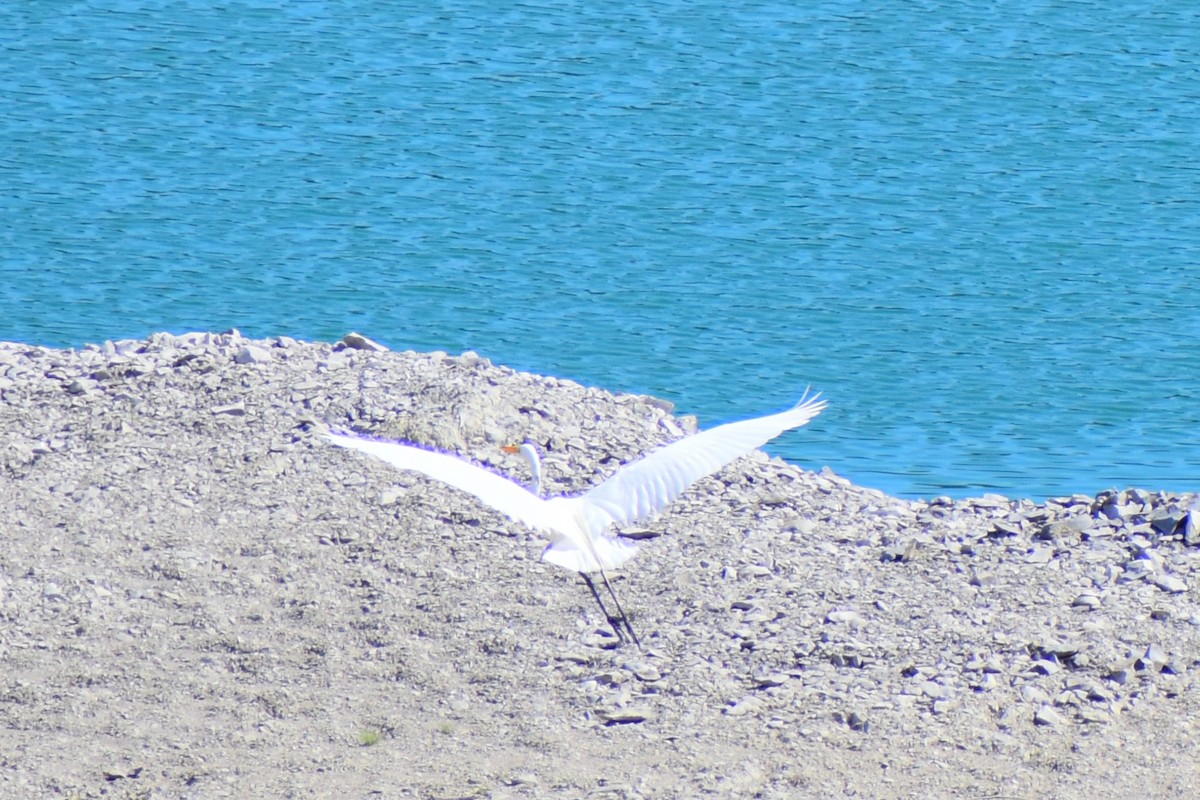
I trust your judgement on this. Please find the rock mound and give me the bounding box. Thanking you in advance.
[1,332,1197,798]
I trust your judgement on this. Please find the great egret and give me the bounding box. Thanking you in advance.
[324,391,826,646]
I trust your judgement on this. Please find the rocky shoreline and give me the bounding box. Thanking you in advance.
[2,331,1197,798]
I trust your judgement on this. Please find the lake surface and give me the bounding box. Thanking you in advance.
[4,1,1199,499]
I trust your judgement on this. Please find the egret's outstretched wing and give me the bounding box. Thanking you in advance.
[325,432,554,532]
[581,392,827,529]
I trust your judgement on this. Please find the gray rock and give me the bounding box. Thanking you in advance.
[881,539,915,562]
[1185,508,1200,546]
[340,331,388,351]
[1107,656,1139,685]
[629,662,662,682]
[725,696,767,716]
[596,706,652,724]
[1034,705,1066,726]
[211,402,247,416]
[1078,708,1112,724]
[1151,574,1188,594]
[991,519,1023,537]
[1025,544,1055,564]
[1142,643,1169,667]
[825,609,865,627]
[754,672,790,688]
[1150,506,1186,535]
[234,345,272,365]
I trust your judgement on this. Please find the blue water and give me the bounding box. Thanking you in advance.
[4,1,1199,500]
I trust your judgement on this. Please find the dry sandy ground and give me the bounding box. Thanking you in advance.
[1,332,1198,798]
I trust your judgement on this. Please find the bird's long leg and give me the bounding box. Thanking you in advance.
[582,573,639,648]
[581,573,621,642]
[580,573,638,647]
[597,568,643,652]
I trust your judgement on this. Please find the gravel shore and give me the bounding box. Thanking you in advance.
[2,331,1198,798]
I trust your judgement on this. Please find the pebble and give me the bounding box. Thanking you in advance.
[920,681,951,700]
[211,402,247,416]
[1143,643,1169,668]
[1078,708,1112,724]
[754,672,790,688]
[991,519,1022,537]
[379,487,405,506]
[1025,544,1055,564]
[1033,705,1066,727]
[1151,574,1188,594]
[1106,657,1138,685]
[964,655,1003,673]
[507,772,539,787]
[881,540,915,562]
[596,706,652,725]
[825,610,864,627]
[234,345,272,364]
[1150,506,1186,534]
[630,663,662,682]
[725,696,767,716]
[340,332,388,352]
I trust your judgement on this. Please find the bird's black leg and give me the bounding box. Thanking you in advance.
[582,573,621,641]
[582,573,638,647]
[599,569,640,648]
[582,571,640,649]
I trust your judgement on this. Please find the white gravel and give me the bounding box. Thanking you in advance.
[1,331,1197,798]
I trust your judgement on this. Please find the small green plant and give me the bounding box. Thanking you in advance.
[357,728,382,747]
[436,721,456,735]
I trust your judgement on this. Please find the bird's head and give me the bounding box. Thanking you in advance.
[502,442,543,496]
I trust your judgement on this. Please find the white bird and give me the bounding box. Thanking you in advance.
[325,391,826,646]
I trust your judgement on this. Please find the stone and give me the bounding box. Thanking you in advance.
[1107,656,1138,685]
[596,706,652,725]
[754,672,789,688]
[234,345,272,365]
[881,540,915,562]
[725,696,766,716]
[630,663,661,682]
[1184,508,1200,546]
[737,564,772,579]
[1034,705,1066,726]
[1025,544,1055,564]
[1143,643,1169,667]
[1151,574,1188,594]
[920,681,951,700]
[211,402,247,416]
[340,332,388,351]
[825,610,864,626]
[1150,506,1186,535]
[379,487,405,506]
[991,519,1023,537]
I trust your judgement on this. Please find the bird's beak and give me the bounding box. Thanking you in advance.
[501,444,520,454]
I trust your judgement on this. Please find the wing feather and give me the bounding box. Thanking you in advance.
[325,432,556,532]
[581,392,826,529]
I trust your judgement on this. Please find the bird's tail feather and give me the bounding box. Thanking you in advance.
[542,534,639,573]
